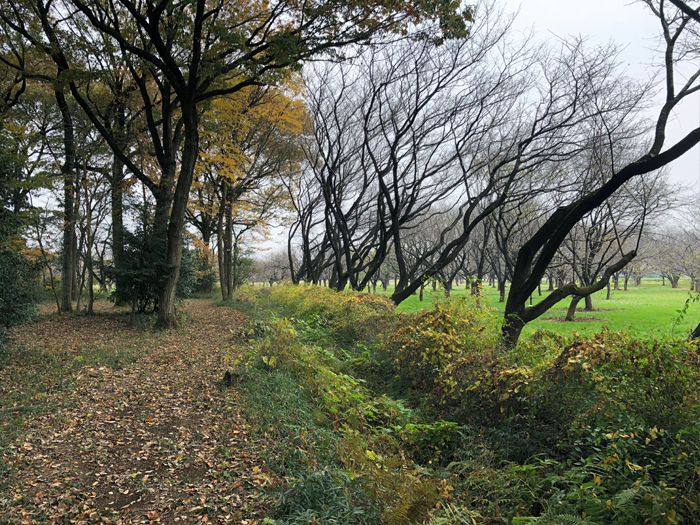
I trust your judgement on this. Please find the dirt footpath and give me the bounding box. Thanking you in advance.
[1,300,270,524]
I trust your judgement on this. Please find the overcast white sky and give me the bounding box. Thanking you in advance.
[502,0,700,191]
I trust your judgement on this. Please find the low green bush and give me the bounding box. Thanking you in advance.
[227,283,700,525]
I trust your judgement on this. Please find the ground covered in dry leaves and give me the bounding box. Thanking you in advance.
[0,300,272,524]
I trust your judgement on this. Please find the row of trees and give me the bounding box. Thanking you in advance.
[284,0,700,345]
[2,0,700,348]
[257,214,697,309]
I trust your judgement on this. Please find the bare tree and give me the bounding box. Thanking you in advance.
[253,250,291,286]
[501,0,700,346]
[298,0,656,325]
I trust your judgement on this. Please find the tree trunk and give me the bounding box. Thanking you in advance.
[222,190,234,300]
[56,89,76,313]
[85,199,95,316]
[565,296,582,321]
[217,204,227,301]
[111,154,127,304]
[155,109,199,329]
[501,316,525,350]
[624,275,629,291]
[471,279,481,296]
[498,278,506,303]
[71,228,79,302]
[87,259,94,315]
[606,282,611,300]
[419,283,425,301]
[691,320,700,340]
[584,294,593,311]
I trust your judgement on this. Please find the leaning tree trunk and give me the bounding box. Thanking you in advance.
[566,296,583,321]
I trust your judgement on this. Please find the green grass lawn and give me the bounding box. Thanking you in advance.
[374,278,700,340]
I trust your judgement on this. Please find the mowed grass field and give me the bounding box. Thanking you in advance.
[373,278,700,340]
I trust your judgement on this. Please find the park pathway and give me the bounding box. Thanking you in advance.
[0,300,271,524]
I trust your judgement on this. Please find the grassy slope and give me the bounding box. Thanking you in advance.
[373,279,700,339]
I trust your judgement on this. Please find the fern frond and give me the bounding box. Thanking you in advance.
[534,510,593,525]
[612,487,639,511]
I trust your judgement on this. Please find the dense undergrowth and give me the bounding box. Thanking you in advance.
[225,284,700,525]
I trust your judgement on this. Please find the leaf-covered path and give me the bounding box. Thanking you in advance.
[1,300,269,524]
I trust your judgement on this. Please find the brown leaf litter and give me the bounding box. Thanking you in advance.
[0,300,273,524]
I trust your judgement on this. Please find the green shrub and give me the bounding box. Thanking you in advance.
[228,283,700,525]
[265,283,395,342]
[383,297,499,405]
